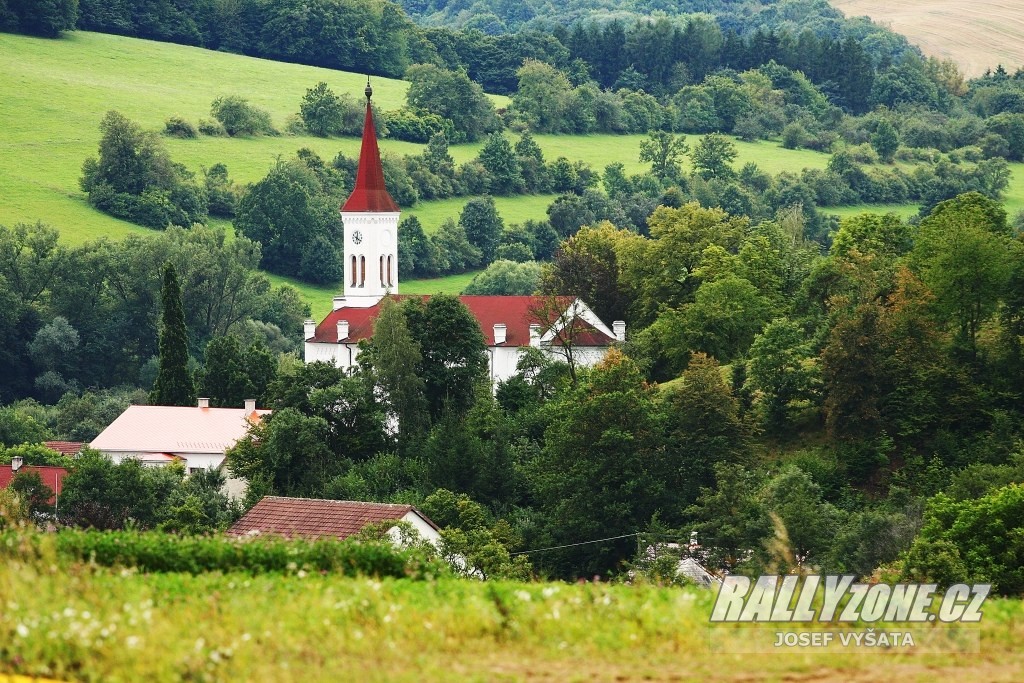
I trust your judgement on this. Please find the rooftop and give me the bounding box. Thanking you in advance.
[89,405,268,454]
[227,496,438,540]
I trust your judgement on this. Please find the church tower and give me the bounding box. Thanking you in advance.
[339,80,400,308]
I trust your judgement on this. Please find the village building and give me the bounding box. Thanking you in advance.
[227,496,442,547]
[303,83,623,383]
[88,398,268,497]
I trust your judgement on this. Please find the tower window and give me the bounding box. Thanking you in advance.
[359,256,366,287]
[380,255,385,287]
[387,255,393,286]
[350,255,356,286]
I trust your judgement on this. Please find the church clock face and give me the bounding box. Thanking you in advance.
[351,230,363,245]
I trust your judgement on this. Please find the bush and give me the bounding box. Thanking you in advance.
[211,96,276,136]
[0,528,450,579]
[197,118,227,136]
[164,116,198,138]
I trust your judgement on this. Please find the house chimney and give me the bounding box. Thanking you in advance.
[244,398,256,413]
[529,324,541,347]
[613,320,626,342]
[493,323,506,345]
[303,319,316,339]
[11,456,23,473]
[197,397,210,409]
[332,296,346,311]
[337,320,349,341]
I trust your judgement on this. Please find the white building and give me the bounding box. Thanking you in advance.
[88,398,268,497]
[303,83,623,383]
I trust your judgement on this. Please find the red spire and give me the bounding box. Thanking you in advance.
[341,86,399,213]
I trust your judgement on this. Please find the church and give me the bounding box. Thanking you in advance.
[303,83,624,384]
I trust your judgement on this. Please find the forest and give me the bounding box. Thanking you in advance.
[2,0,1024,593]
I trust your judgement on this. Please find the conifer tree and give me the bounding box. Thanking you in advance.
[150,262,195,406]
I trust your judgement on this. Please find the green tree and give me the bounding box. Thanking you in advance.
[871,120,900,163]
[405,64,499,142]
[638,130,688,181]
[511,59,574,133]
[10,469,54,518]
[5,0,78,37]
[459,196,504,263]
[403,295,488,420]
[358,298,429,450]
[684,463,770,571]
[211,95,274,136]
[464,260,541,295]
[477,133,524,195]
[690,133,738,180]
[746,318,820,430]
[150,262,195,406]
[198,335,276,408]
[679,276,771,363]
[299,82,344,137]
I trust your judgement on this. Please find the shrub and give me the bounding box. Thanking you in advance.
[164,116,198,138]
[197,118,227,136]
[211,96,276,136]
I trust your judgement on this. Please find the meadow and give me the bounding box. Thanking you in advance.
[831,0,1024,77]
[2,553,1024,682]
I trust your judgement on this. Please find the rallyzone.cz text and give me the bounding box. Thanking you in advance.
[710,575,990,623]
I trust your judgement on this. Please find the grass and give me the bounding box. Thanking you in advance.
[2,552,1024,682]
[832,0,1024,77]
[823,203,922,219]
[406,193,558,234]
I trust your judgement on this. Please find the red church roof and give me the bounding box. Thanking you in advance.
[309,295,617,347]
[341,90,399,213]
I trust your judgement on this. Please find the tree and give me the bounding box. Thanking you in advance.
[358,298,429,450]
[911,192,1016,356]
[511,59,573,133]
[690,133,738,180]
[746,318,820,430]
[661,353,751,499]
[150,262,195,406]
[638,130,688,181]
[80,111,207,229]
[198,335,276,408]
[405,64,499,142]
[299,82,344,137]
[459,196,504,263]
[477,133,524,195]
[210,95,274,136]
[4,0,78,37]
[10,470,55,518]
[871,120,900,163]
[679,276,771,363]
[403,295,488,420]
[464,260,541,295]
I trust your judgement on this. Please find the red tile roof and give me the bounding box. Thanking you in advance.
[0,465,68,504]
[341,99,399,213]
[44,441,84,456]
[310,295,617,347]
[227,496,438,540]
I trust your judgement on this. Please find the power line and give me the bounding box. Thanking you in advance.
[510,532,639,556]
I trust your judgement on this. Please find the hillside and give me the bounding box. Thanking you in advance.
[832,0,1024,77]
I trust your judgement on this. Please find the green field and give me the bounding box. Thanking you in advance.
[406,193,558,234]
[2,555,1024,682]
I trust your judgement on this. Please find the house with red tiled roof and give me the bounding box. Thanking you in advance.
[303,83,624,384]
[0,462,67,506]
[43,441,84,457]
[89,398,269,497]
[227,496,442,547]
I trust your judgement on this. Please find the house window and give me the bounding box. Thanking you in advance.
[350,255,357,286]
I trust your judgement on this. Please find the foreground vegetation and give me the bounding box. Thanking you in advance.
[1,523,1024,683]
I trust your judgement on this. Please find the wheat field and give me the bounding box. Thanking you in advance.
[832,0,1024,77]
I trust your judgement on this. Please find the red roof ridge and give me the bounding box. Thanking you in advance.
[341,93,399,213]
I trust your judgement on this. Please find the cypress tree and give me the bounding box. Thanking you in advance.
[150,262,195,406]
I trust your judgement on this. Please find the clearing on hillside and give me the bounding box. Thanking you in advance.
[832,0,1024,77]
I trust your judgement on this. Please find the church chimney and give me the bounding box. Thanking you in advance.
[244,399,256,413]
[304,319,316,340]
[332,296,346,311]
[337,320,349,341]
[197,397,209,409]
[493,323,506,345]
[613,320,626,342]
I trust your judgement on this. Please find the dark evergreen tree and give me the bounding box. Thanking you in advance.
[150,262,195,406]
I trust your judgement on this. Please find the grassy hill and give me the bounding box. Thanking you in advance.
[832,0,1024,77]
